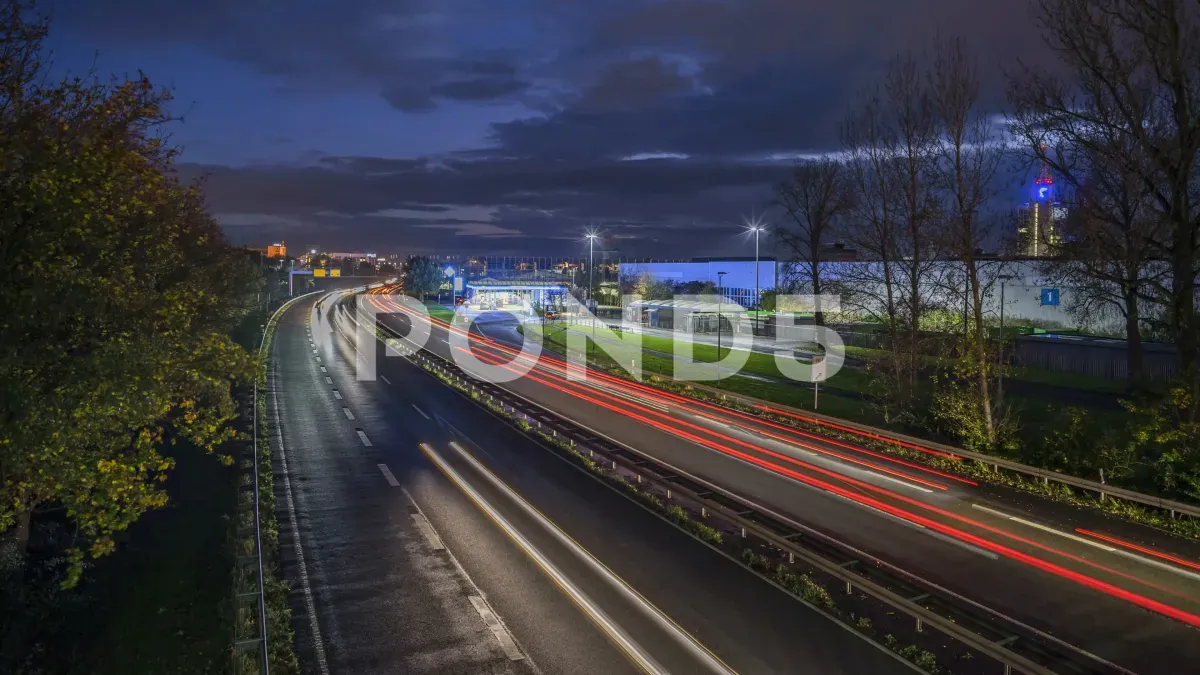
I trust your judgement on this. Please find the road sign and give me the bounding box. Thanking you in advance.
[314,268,326,277]
[1040,288,1060,306]
[331,268,341,278]
[812,354,827,382]
[453,276,464,292]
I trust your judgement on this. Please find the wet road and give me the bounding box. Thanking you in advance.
[270,292,911,674]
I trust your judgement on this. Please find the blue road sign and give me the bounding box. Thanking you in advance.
[1040,288,1060,306]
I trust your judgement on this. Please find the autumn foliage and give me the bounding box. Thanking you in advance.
[0,3,261,585]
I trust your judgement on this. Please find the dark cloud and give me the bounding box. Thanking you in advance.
[56,0,1055,253]
[434,77,530,102]
[576,57,695,112]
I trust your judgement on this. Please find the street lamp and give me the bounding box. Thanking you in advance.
[743,216,765,312]
[716,271,728,377]
[585,231,600,351]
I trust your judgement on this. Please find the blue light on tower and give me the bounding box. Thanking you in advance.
[1033,176,1054,202]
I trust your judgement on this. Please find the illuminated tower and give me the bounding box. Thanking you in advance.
[1016,155,1065,257]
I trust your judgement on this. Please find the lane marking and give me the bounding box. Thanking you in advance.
[469,596,526,661]
[411,513,446,550]
[412,404,431,420]
[377,463,400,487]
[973,506,1200,583]
[381,374,392,385]
[342,407,355,420]
[270,356,331,675]
[419,443,670,675]
[325,376,334,384]
[972,505,1117,550]
[434,441,735,675]
[332,390,342,400]
[356,429,373,447]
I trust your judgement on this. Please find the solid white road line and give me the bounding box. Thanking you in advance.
[399,486,537,669]
[972,504,1200,582]
[342,407,355,420]
[332,390,342,400]
[412,404,431,420]
[469,596,526,661]
[437,440,736,675]
[380,374,392,385]
[271,364,331,675]
[411,513,446,550]
[376,463,400,487]
[356,430,373,447]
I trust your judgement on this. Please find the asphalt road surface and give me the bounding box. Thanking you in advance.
[270,291,912,675]
[353,293,1200,675]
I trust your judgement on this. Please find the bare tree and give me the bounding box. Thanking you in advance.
[1009,0,1200,416]
[929,36,1009,444]
[886,53,945,396]
[1035,139,1166,389]
[775,157,852,326]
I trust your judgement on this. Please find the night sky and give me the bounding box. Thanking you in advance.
[50,0,1050,258]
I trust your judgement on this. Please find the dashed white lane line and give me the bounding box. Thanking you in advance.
[380,374,392,385]
[412,404,431,420]
[411,512,446,550]
[325,376,334,384]
[377,463,400,487]
[469,596,526,661]
[972,504,1200,582]
[332,390,342,400]
[356,429,373,447]
[342,407,355,420]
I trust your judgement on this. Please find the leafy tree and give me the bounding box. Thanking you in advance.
[0,3,259,584]
[402,255,444,299]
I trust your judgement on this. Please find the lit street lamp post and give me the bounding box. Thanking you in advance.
[716,271,727,378]
[585,231,599,354]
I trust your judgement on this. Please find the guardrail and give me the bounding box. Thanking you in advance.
[354,304,1129,675]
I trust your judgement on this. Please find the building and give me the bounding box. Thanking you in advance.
[1016,162,1067,257]
[266,241,287,259]
[619,258,779,309]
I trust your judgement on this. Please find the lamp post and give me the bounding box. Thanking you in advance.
[744,219,765,335]
[585,231,599,352]
[997,274,1015,400]
[716,271,727,377]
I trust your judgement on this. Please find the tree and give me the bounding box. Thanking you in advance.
[402,255,443,300]
[775,158,852,326]
[1033,149,1165,388]
[841,53,943,422]
[1009,0,1200,417]
[928,36,1009,446]
[0,3,258,583]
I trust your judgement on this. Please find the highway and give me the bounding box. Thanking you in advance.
[270,291,912,674]
[358,290,1200,675]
